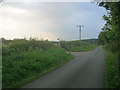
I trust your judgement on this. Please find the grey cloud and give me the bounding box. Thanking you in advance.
[0,2,106,40]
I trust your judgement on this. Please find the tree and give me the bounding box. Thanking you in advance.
[96,2,120,88]
[97,2,120,52]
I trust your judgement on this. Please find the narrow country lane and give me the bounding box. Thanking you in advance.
[22,46,106,88]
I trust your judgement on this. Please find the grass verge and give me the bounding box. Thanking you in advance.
[2,48,74,88]
[103,46,119,88]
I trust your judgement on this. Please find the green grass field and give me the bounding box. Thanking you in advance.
[103,46,119,88]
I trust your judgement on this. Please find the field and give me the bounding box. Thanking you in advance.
[60,40,98,52]
[2,38,98,88]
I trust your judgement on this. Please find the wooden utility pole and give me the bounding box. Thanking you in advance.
[77,25,84,41]
[57,38,60,47]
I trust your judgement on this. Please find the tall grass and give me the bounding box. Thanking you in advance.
[2,39,74,88]
[103,46,119,88]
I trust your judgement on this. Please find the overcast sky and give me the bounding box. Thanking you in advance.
[0,1,107,41]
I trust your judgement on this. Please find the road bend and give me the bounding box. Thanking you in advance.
[22,46,106,88]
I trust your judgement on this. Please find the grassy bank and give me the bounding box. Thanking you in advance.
[103,46,119,88]
[2,39,74,88]
[60,40,98,52]
[71,45,98,52]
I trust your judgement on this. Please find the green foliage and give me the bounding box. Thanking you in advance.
[96,2,120,88]
[71,45,98,52]
[2,39,97,88]
[2,39,56,56]
[2,39,74,88]
[98,31,108,45]
[103,46,119,88]
[82,39,98,44]
[97,2,119,53]
[61,40,97,51]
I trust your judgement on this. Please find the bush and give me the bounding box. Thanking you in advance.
[2,40,56,56]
